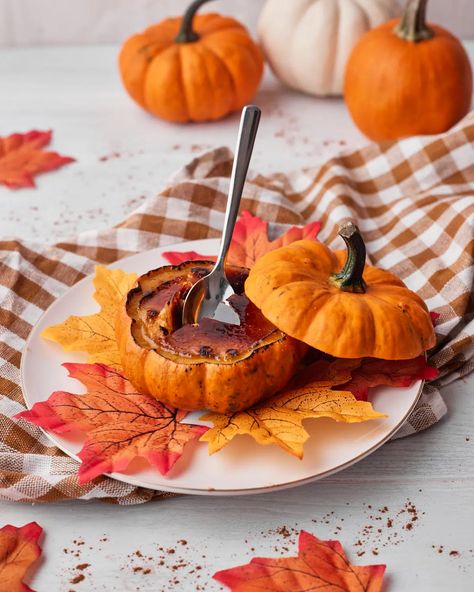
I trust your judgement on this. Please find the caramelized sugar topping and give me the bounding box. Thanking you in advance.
[127,262,281,364]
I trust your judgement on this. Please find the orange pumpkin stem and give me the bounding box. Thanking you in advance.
[394,0,434,42]
[175,0,216,43]
[331,222,367,293]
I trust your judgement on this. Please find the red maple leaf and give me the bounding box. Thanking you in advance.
[16,363,207,483]
[339,356,439,401]
[0,522,43,592]
[162,211,321,268]
[0,130,74,189]
[214,530,385,592]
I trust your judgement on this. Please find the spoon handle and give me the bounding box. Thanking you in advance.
[215,105,261,269]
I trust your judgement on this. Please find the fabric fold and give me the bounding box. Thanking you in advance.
[1,114,472,503]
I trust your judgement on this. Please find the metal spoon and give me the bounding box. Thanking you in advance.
[182,105,261,326]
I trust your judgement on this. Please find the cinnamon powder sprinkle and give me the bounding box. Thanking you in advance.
[75,563,90,571]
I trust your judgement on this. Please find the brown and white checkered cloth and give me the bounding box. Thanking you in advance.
[1,113,473,504]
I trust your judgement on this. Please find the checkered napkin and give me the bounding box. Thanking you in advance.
[1,114,473,504]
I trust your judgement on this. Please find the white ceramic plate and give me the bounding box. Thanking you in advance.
[21,239,422,496]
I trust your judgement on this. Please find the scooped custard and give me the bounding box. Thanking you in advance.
[116,261,306,413]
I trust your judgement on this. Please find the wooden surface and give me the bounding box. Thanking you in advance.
[1,44,473,591]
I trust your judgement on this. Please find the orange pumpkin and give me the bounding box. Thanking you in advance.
[116,261,306,413]
[119,0,264,123]
[344,0,473,141]
[245,222,436,360]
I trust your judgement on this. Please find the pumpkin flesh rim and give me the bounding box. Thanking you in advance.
[125,260,287,366]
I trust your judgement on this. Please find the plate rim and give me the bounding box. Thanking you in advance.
[20,238,424,496]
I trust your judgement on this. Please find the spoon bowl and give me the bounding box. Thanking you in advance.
[182,105,261,326]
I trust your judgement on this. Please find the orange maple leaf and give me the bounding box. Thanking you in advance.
[41,266,137,370]
[201,359,384,457]
[214,530,386,592]
[0,130,74,189]
[16,363,207,483]
[0,522,43,592]
[162,210,321,268]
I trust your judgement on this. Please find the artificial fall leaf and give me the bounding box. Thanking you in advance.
[16,363,207,482]
[339,356,439,401]
[200,359,384,458]
[162,210,321,268]
[41,265,137,370]
[0,130,74,189]
[0,522,43,592]
[214,530,386,592]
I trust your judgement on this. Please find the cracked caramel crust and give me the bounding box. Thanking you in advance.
[125,261,287,365]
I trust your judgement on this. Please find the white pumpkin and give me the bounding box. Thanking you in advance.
[258,0,400,96]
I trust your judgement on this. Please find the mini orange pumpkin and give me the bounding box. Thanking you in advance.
[245,222,436,360]
[119,0,264,123]
[344,0,473,141]
[116,261,306,413]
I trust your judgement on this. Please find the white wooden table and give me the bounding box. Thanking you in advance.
[1,45,473,592]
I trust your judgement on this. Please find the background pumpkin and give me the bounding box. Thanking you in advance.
[245,222,436,360]
[257,0,399,97]
[119,0,264,123]
[344,0,473,140]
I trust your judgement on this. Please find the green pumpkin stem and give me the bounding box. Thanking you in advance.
[331,222,367,293]
[394,0,434,42]
[175,0,215,44]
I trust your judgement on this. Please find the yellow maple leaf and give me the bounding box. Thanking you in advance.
[41,266,137,369]
[200,359,385,458]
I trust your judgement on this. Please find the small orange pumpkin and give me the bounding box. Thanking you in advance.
[116,261,306,413]
[119,0,264,123]
[245,222,436,360]
[344,0,473,141]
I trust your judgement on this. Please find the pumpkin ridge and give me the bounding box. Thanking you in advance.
[308,291,376,358]
[142,44,182,118]
[327,0,341,95]
[289,2,319,90]
[137,36,176,63]
[203,34,263,104]
[268,282,334,336]
[199,42,238,111]
[191,43,222,120]
[198,22,249,37]
[176,44,192,120]
[364,288,428,316]
[365,284,429,315]
[194,14,247,36]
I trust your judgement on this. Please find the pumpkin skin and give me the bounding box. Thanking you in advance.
[245,224,436,360]
[116,261,306,414]
[119,0,264,123]
[258,0,399,97]
[344,0,473,140]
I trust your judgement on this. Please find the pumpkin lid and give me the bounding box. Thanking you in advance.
[125,261,285,365]
[245,222,436,360]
